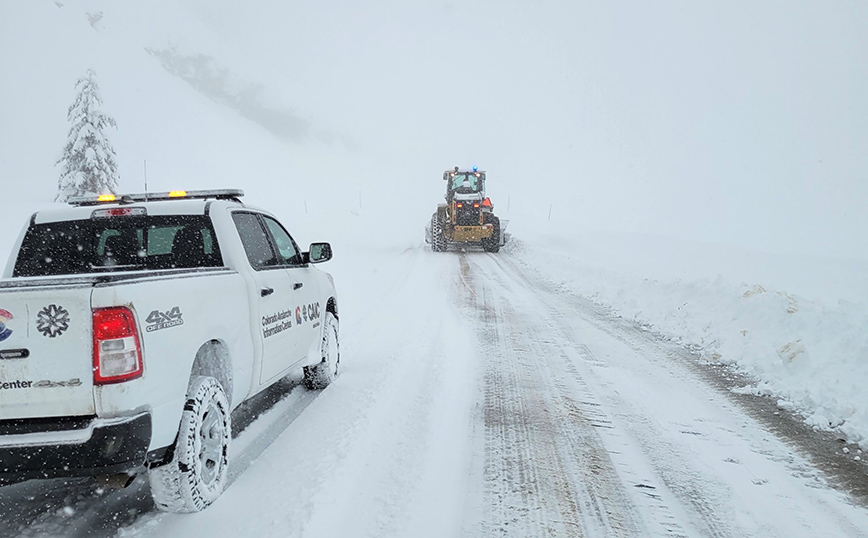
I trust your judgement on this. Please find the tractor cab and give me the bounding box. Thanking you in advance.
[444,167,486,201]
[447,172,484,194]
[443,166,485,197]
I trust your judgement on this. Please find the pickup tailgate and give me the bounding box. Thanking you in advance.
[0,285,95,419]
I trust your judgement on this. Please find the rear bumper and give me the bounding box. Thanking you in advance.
[0,412,151,483]
[451,225,494,242]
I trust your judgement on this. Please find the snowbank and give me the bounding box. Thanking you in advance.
[504,220,868,451]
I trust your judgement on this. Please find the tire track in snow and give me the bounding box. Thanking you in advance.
[484,251,868,538]
[480,253,729,538]
[487,253,767,538]
[471,253,701,538]
[457,253,640,537]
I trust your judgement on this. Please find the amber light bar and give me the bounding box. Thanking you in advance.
[68,189,244,206]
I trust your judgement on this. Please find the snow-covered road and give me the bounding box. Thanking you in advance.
[1,245,866,537]
[460,251,867,537]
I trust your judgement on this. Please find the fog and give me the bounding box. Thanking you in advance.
[2,0,867,259]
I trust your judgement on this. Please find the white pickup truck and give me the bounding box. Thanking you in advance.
[0,189,339,512]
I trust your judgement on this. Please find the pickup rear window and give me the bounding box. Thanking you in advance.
[13,216,223,277]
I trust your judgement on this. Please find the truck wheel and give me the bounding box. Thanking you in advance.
[482,215,501,253]
[431,215,447,252]
[149,376,231,513]
[304,312,340,389]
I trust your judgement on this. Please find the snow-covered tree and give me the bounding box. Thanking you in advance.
[55,69,120,202]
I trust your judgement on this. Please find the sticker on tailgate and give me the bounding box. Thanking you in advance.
[0,309,13,342]
[36,304,70,338]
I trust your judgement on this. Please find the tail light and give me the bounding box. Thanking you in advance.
[91,207,147,218]
[456,202,463,208]
[93,307,143,384]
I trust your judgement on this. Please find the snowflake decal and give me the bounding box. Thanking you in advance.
[36,304,70,338]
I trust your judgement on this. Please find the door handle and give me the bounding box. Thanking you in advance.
[293,282,303,290]
[261,287,274,297]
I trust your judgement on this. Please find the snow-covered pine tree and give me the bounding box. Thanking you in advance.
[55,69,120,202]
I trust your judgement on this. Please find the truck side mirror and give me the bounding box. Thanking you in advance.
[307,242,333,264]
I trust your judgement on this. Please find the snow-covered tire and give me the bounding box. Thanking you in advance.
[304,312,340,390]
[431,215,447,252]
[149,376,231,513]
[482,215,501,253]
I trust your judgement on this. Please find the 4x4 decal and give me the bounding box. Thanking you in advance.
[146,306,184,332]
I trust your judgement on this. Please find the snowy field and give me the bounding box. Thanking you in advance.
[1,0,867,536]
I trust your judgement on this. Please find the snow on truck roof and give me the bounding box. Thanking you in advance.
[33,189,246,224]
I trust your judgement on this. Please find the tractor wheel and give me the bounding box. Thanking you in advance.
[482,215,501,253]
[431,214,447,252]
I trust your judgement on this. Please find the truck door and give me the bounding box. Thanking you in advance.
[260,216,322,365]
[231,212,297,385]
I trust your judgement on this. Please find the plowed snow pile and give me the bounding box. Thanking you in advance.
[504,220,868,451]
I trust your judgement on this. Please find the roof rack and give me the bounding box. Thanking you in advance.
[67,189,245,206]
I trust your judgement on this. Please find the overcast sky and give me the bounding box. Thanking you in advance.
[2,0,867,258]
[165,0,868,257]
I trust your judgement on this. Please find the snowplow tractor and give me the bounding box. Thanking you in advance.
[426,166,506,253]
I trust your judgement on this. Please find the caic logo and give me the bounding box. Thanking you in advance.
[0,309,13,343]
[297,302,321,326]
[36,305,70,338]
[307,302,321,322]
[146,306,184,332]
